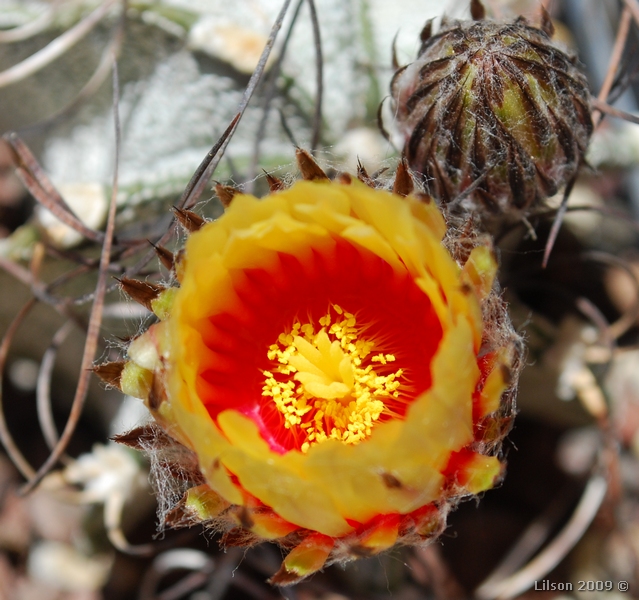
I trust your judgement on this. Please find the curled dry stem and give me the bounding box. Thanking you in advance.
[496,203,639,246]
[575,296,615,360]
[474,484,581,595]
[475,474,608,600]
[19,5,126,135]
[624,0,639,35]
[36,321,75,450]
[582,251,639,339]
[3,133,105,244]
[21,57,122,495]
[592,6,632,129]
[0,193,105,482]
[180,0,294,211]
[542,177,576,268]
[0,254,92,338]
[128,0,294,277]
[0,0,120,88]
[591,97,639,126]
[306,0,324,152]
[248,0,305,191]
[138,549,216,600]
[409,545,466,600]
[104,488,155,556]
[0,299,38,480]
[0,0,60,43]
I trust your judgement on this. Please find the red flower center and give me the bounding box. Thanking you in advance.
[195,238,443,453]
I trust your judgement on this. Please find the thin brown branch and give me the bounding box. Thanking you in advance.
[22,56,122,495]
[0,255,90,324]
[247,0,305,192]
[0,1,59,43]
[497,203,639,245]
[410,545,466,600]
[29,242,45,281]
[3,133,105,244]
[593,6,632,128]
[575,296,614,359]
[157,570,211,600]
[278,108,299,147]
[476,484,579,592]
[306,0,324,152]
[475,475,608,600]
[0,0,118,87]
[127,0,294,277]
[36,321,75,450]
[19,8,126,135]
[124,114,240,278]
[104,490,155,556]
[0,299,38,479]
[624,0,639,35]
[0,255,33,288]
[180,0,294,210]
[543,177,576,268]
[0,255,69,309]
[591,97,639,125]
[582,250,639,340]
[139,550,216,600]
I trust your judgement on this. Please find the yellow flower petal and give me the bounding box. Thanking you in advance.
[124,177,520,580]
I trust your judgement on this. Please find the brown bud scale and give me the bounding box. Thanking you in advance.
[92,361,126,388]
[392,157,414,197]
[215,183,238,208]
[295,147,329,181]
[117,277,164,311]
[173,207,205,232]
[151,242,175,272]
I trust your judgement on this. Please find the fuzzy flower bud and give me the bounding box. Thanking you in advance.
[391,13,593,214]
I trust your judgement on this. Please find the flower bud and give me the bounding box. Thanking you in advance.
[391,11,593,214]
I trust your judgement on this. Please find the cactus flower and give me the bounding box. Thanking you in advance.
[390,12,593,214]
[110,175,521,584]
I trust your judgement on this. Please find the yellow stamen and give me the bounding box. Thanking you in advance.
[262,305,404,452]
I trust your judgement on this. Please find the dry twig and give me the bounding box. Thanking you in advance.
[475,475,608,600]
[0,0,120,88]
[592,6,632,129]
[21,56,122,494]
